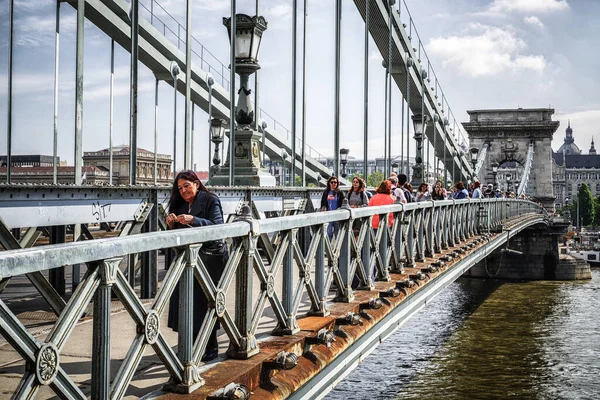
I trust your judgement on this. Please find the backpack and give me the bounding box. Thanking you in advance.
[403,189,413,203]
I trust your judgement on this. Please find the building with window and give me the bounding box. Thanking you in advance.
[552,122,600,208]
[0,146,173,185]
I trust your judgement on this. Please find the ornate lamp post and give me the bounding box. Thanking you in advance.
[491,162,499,190]
[210,118,226,167]
[391,162,399,175]
[411,113,425,186]
[506,173,512,193]
[340,148,349,178]
[470,147,479,181]
[209,14,275,186]
[281,149,288,186]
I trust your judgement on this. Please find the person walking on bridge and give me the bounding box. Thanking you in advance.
[368,180,395,229]
[416,183,432,202]
[453,181,469,199]
[472,181,483,199]
[347,176,369,208]
[320,176,345,240]
[166,170,228,362]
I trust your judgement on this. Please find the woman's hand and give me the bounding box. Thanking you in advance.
[166,213,177,228]
[176,214,195,225]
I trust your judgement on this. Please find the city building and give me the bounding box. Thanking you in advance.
[0,146,173,185]
[552,122,600,208]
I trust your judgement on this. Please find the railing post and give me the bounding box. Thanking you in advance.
[273,229,300,334]
[448,201,457,247]
[91,258,120,399]
[441,205,449,250]
[424,205,434,257]
[171,245,204,391]
[141,191,158,298]
[415,209,425,262]
[405,211,415,267]
[360,217,375,289]
[228,206,260,358]
[376,213,391,281]
[460,204,467,242]
[308,223,329,315]
[334,204,355,301]
[391,210,404,273]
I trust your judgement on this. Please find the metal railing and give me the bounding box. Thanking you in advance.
[0,198,545,398]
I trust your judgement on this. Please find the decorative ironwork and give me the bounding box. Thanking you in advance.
[215,290,227,318]
[36,343,59,385]
[145,311,160,345]
[266,274,275,297]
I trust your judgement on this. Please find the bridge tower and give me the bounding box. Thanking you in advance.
[464,108,560,212]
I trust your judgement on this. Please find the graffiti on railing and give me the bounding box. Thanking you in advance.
[92,201,112,221]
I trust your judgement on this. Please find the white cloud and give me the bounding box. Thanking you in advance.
[524,16,544,28]
[427,23,546,77]
[488,0,569,14]
[265,4,292,20]
[369,50,382,62]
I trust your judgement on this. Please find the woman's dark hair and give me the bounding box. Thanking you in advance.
[325,176,340,193]
[348,176,365,194]
[473,181,481,188]
[418,182,429,192]
[376,180,392,195]
[403,182,413,192]
[168,170,210,211]
[455,181,465,190]
[321,176,340,207]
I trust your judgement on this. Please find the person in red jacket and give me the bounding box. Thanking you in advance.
[368,180,395,230]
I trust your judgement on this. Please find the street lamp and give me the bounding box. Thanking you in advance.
[211,14,275,186]
[506,173,512,192]
[340,148,349,178]
[210,118,226,167]
[223,14,268,126]
[411,113,425,185]
[491,162,499,190]
[281,149,288,186]
[391,162,399,175]
[469,147,479,183]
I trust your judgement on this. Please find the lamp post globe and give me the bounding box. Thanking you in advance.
[340,148,349,178]
[491,162,499,190]
[210,118,226,166]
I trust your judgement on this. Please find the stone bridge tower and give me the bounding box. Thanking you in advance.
[463,108,559,212]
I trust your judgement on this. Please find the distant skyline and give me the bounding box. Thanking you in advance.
[0,0,598,170]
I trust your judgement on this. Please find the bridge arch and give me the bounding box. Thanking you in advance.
[464,108,560,211]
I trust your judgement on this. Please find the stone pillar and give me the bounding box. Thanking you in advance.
[463,108,559,213]
[208,129,276,186]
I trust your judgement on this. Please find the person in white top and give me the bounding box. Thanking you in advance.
[416,182,431,202]
[388,176,406,203]
[471,181,483,199]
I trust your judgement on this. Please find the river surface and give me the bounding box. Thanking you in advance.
[326,270,600,400]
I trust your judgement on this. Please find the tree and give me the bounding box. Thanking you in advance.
[574,183,595,226]
[594,197,600,226]
[367,171,385,188]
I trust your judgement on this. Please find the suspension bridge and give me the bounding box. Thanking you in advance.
[0,0,582,398]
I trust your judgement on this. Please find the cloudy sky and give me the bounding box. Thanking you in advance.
[0,0,598,171]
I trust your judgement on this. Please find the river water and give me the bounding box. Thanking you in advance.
[326,270,600,400]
